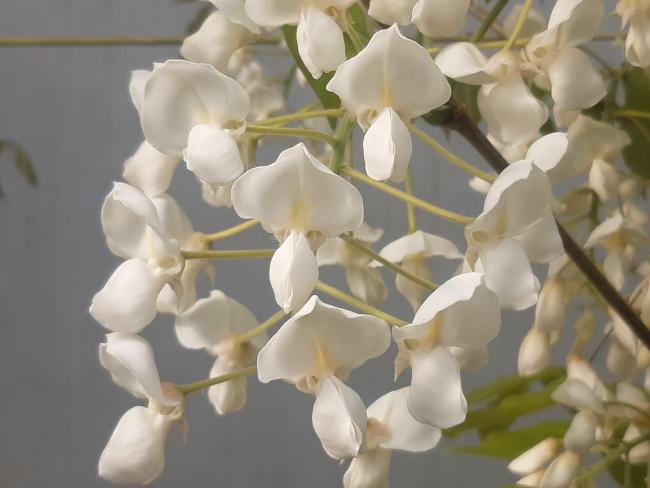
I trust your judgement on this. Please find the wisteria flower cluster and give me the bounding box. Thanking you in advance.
[90,0,650,486]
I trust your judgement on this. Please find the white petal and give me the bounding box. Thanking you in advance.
[99,332,175,405]
[515,212,564,264]
[394,272,501,349]
[479,239,539,311]
[367,387,441,452]
[326,25,451,125]
[129,69,151,115]
[563,410,596,453]
[412,0,469,38]
[257,296,390,384]
[526,132,574,182]
[180,11,252,71]
[346,266,388,305]
[547,47,606,111]
[552,378,604,414]
[123,141,180,197]
[368,0,417,25]
[297,7,346,79]
[90,259,167,333]
[435,42,494,85]
[395,257,432,312]
[141,60,249,155]
[208,356,249,415]
[547,0,604,47]
[312,376,367,459]
[603,249,627,291]
[183,124,244,185]
[269,232,319,313]
[508,438,561,475]
[244,0,301,27]
[538,451,581,488]
[378,230,462,263]
[407,348,467,429]
[232,143,364,235]
[534,278,566,333]
[101,182,176,260]
[209,0,261,33]
[568,114,630,169]
[98,406,172,485]
[151,194,194,244]
[343,448,391,488]
[174,289,263,350]
[363,108,412,182]
[504,5,546,38]
[478,78,548,146]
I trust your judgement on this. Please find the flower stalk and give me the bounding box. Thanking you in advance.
[176,367,258,395]
[202,220,259,243]
[182,249,275,260]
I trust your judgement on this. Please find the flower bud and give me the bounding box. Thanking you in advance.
[571,311,596,355]
[508,438,561,476]
[534,278,566,333]
[563,411,596,454]
[518,328,551,377]
[516,469,544,487]
[539,451,581,488]
[606,338,636,381]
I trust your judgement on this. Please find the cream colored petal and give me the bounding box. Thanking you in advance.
[363,107,412,182]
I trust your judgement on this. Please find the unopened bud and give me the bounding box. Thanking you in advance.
[563,411,596,454]
[606,339,636,381]
[518,328,550,377]
[571,311,596,355]
[534,278,566,333]
[509,438,561,476]
[539,451,581,488]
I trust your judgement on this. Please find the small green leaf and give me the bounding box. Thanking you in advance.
[455,421,569,459]
[14,149,38,186]
[608,457,647,487]
[281,26,341,129]
[621,67,650,179]
[467,368,565,405]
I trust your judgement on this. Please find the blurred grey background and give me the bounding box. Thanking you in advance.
[0,1,621,487]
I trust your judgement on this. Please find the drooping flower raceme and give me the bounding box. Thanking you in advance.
[343,388,441,488]
[244,0,354,79]
[175,290,268,414]
[375,230,463,312]
[617,0,650,70]
[393,273,501,428]
[98,333,182,485]
[140,60,250,191]
[231,143,364,312]
[257,296,391,459]
[90,183,209,331]
[465,161,564,310]
[327,25,451,182]
[367,0,470,38]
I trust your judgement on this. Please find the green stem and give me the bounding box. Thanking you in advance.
[405,170,418,234]
[254,109,345,127]
[575,434,650,482]
[314,281,407,326]
[202,220,259,243]
[343,167,475,225]
[407,122,495,183]
[246,125,337,146]
[504,0,533,50]
[615,110,650,121]
[237,310,287,343]
[176,367,258,395]
[329,115,355,173]
[0,36,182,47]
[471,0,510,43]
[339,234,439,291]
[182,249,275,260]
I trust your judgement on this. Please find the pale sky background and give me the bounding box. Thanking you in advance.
[0,1,622,487]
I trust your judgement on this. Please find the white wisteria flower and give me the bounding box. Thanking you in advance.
[257,296,391,459]
[140,60,249,190]
[393,273,501,428]
[343,388,441,488]
[175,290,267,414]
[375,230,463,312]
[525,0,606,119]
[465,161,564,310]
[180,11,254,72]
[90,183,209,331]
[617,0,650,70]
[231,143,364,312]
[327,25,451,182]
[98,333,182,485]
[207,0,261,33]
[244,0,353,79]
[436,44,547,147]
[367,0,470,38]
[317,223,388,305]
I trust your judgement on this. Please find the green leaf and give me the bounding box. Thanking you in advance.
[621,67,650,179]
[467,368,565,405]
[445,381,562,438]
[608,457,647,487]
[14,149,38,186]
[281,26,341,130]
[453,82,481,124]
[455,421,569,459]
